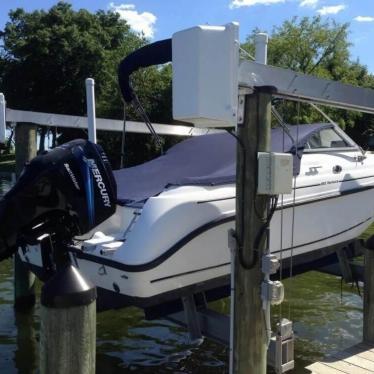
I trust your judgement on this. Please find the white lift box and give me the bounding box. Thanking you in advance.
[172,23,239,128]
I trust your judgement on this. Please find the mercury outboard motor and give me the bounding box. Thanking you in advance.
[0,139,117,261]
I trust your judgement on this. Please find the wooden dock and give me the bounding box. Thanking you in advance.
[306,342,374,373]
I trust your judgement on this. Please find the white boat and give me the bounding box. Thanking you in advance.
[1,121,371,314]
[1,24,374,316]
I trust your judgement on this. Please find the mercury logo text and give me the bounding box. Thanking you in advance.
[84,158,112,208]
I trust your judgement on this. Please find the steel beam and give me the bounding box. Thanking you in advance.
[5,108,222,136]
[239,60,374,114]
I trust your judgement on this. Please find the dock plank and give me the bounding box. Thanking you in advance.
[356,343,374,354]
[344,345,374,362]
[306,362,346,374]
[306,343,374,374]
[323,359,371,374]
[332,350,374,371]
[307,359,372,374]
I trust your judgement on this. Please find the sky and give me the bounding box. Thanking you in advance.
[0,0,374,72]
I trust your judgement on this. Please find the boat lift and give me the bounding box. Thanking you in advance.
[2,23,374,374]
[154,24,374,373]
[159,24,374,373]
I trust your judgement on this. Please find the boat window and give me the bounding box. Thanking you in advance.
[307,128,351,149]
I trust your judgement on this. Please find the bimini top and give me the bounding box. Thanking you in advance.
[114,123,333,205]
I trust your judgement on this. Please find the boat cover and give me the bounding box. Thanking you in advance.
[114,123,333,205]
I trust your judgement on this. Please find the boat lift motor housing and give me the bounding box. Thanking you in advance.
[172,23,239,128]
[0,139,117,261]
[118,23,240,129]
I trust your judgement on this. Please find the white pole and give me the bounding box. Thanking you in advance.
[255,33,268,65]
[0,93,6,145]
[228,230,235,374]
[85,78,97,143]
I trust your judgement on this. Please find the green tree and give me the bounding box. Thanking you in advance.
[1,3,138,114]
[0,2,174,167]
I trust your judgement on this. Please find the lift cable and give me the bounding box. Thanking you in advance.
[272,106,296,144]
[278,101,287,326]
[288,100,301,321]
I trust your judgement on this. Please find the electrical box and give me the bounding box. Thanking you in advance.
[257,152,293,195]
[172,23,239,128]
[262,254,280,275]
[261,280,284,305]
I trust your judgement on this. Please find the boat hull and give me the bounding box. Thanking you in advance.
[19,185,373,313]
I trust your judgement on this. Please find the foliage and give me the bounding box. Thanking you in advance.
[1,6,374,164]
[242,16,374,146]
[0,2,174,167]
[1,3,135,114]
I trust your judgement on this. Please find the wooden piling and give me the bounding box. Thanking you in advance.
[40,264,97,374]
[14,307,39,372]
[15,123,37,177]
[14,123,37,309]
[14,254,36,309]
[364,236,374,344]
[233,87,274,373]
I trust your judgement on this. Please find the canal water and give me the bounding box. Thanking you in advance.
[0,176,370,373]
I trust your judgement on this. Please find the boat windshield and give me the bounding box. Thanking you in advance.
[306,128,353,149]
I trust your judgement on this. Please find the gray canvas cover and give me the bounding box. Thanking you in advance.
[114,123,333,205]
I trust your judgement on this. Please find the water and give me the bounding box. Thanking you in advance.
[0,176,369,373]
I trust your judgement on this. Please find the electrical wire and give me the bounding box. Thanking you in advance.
[253,196,278,250]
[226,129,278,269]
[225,129,254,269]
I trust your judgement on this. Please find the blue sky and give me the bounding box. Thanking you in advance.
[1,0,374,72]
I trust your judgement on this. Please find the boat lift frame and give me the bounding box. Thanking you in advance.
[162,239,366,341]
[2,37,374,146]
[238,60,374,114]
[0,88,222,150]
[1,31,374,374]
[163,44,374,370]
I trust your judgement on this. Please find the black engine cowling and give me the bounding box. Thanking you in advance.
[0,139,117,261]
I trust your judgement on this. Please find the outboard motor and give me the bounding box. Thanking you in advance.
[0,139,117,261]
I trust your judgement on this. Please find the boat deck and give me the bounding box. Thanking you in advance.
[306,342,374,373]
